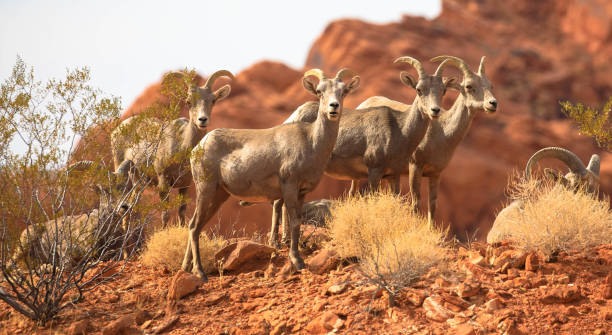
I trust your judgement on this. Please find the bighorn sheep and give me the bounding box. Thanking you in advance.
[359,55,497,226]
[182,68,360,280]
[266,56,455,246]
[111,70,234,227]
[14,160,136,268]
[487,147,600,243]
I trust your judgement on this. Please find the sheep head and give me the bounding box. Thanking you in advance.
[163,70,234,130]
[525,147,600,194]
[395,56,455,120]
[68,160,135,214]
[431,55,498,114]
[302,68,360,121]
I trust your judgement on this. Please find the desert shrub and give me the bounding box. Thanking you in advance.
[141,225,225,273]
[561,97,612,150]
[493,176,612,258]
[0,57,183,325]
[327,191,447,306]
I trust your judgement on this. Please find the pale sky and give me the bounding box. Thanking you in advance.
[0,0,440,109]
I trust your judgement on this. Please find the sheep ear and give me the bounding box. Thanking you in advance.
[302,77,318,96]
[344,76,360,95]
[543,168,560,181]
[399,71,417,88]
[443,77,461,91]
[213,84,231,102]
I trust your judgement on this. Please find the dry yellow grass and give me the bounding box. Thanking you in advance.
[491,176,612,258]
[141,226,225,273]
[327,191,447,304]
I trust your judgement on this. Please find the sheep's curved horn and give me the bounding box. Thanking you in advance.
[304,69,326,81]
[525,147,587,179]
[587,154,600,176]
[477,56,487,78]
[67,160,95,173]
[335,68,357,81]
[430,55,471,78]
[433,59,451,77]
[115,160,135,178]
[394,56,426,78]
[203,70,234,89]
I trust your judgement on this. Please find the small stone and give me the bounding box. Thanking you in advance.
[540,285,581,304]
[525,252,539,272]
[167,270,203,300]
[308,248,339,275]
[602,273,612,299]
[485,298,504,313]
[133,310,151,325]
[594,330,606,335]
[456,281,480,298]
[66,319,90,335]
[423,296,455,322]
[326,282,349,295]
[215,241,275,272]
[305,311,341,333]
[405,288,426,307]
[152,314,179,334]
[204,293,227,306]
[453,323,476,335]
[102,315,134,335]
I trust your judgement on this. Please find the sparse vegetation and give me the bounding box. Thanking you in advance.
[561,97,612,150]
[493,175,612,258]
[141,225,225,273]
[0,57,164,325]
[327,191,447,306]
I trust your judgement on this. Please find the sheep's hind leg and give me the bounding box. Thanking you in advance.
[269,199,283,248]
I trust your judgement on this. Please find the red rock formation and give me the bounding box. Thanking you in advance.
[117,0,612,240]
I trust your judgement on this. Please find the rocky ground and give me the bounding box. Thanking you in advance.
[1,228,611,335]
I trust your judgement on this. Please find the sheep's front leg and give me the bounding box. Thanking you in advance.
[427,174,440,229]
[408,163,422,213]
[269,199,283,248]
[366,167,385,194]
[281,181,305,270]
[177,187,189,227]
[280,202,290,246]
[388,174,401,194]
[182,183,229,281]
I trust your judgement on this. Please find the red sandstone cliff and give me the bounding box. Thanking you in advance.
[118,0,612,240]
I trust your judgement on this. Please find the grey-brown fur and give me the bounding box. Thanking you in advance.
[359,55,497,226]
[182,69,360,280]
[487,147,600,243]
[111,70,233,227]
[13,160,135,268]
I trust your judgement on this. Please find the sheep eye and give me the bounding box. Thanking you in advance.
[465,85,473,90]
[316,89,322,95]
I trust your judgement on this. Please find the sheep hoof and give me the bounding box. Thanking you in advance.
[290,254,306,271]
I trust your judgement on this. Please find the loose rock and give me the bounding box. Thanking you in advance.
[167,270,204,300]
